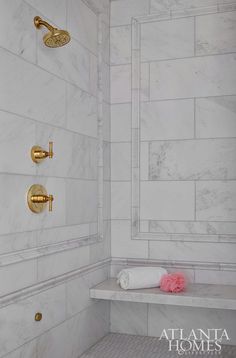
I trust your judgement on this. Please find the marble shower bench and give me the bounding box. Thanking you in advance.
[90,279,236,310]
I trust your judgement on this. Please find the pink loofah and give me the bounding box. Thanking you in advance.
[160,272,186,293]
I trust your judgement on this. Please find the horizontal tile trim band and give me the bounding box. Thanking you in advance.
[132,233,236,243]
[0,235,99,268]
[111,257,236,272]
[0,258,110,309]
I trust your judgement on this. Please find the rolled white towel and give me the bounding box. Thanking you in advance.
[117,266,167,290]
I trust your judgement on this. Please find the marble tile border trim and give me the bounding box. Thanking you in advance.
[0,258,110,310]
[0,235,98,268]
[131,4,236,241]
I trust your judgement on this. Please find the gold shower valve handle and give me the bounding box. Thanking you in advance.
[27,184,54,213]
[31,142,53,163]
[35,312,42,322]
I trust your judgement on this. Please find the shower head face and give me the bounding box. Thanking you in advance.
[43,29,71,48]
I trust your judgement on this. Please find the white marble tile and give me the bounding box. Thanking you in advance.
[149,139,236,180]
[0,260,37,297]
[140,181,195,220]
[0,111,36,175]
[141,17,194,62]
[110,301,148,335]
[103,101,111,142]
[111,182,131,219]
[0,175,66,235]
[89,220,111,263]
[101,61,110,104]
[66,267,109,317]
[195,269,236,285]
[111,143,131,180]
[140,99,194,140]
[4,340,37,358]
[0,49,66,127]
[24,0,67,28]
[111,65,131,104]
[110,0,149,26]
[0,230,37,256]
[67,0,98,54]
[150,54,236,100]
[196,96,236,139]
[150,0,218,13]
[65,179,97,225]
[37,38,95,95]
[0,0,36,62]
[148,304,236,344]
[196,181,236,221]
[0,284,66,356]
[37,245,90,281]
[103,141,111,181]
[66,84,97,138]
[36,123,98,180]
[196,12,236,56]
[149,240,236,263]
[111,220,148,258]
[103,181,111,221]
[110,25,131,65]
[140,63,150,101]
[111,104,131,142]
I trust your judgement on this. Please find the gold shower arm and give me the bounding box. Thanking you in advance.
[34,16,55,32]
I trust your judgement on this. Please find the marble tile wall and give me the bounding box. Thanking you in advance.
[110,0,236,267]
[0,0,110,356]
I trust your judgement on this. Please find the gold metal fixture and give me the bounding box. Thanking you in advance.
[31,142,53,163]
[35,312,42,322]
[34,16,71,48]
[27,184,54,213]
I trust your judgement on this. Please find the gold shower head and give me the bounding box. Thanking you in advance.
[34,16,71,48]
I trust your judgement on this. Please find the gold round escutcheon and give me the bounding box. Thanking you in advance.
[35,312,42,322]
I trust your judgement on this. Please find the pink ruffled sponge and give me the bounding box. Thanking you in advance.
[160,272,186,293]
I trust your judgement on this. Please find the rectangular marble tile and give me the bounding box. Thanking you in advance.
[196,181,236,221]
[110,65,131,104]
[141,17,194,62]
[36,123,98,180]
[0,230,37,255]
[0,175,66,235]
[140,99,194,140]
[149,138,236,180]
[3,340,37,358]
[150,0,218,12]
[150,54,236,100]
[0,0,36,62]
[37,37,95,95]
[0,284,66,356]
[37,245,90,281]
[66,84,97,138]
[24,0,67,28]
[149,220,236,235]
[111,104,131,142]
[110,0,149,26]
[140,181,195,220]
[195,269,236,285]
[140,142,149,180]
[67,0,98,54]
[149,240,236,263]
[111,143,131,181]
[196,96,236,138]
[110,25,131,65]
[148,304,236,344]
[196,12,236,56]
[0,111,36,175]
[66,179,97,225]
[110,301,148,335]
[111,182,131,219]
[0,49,66,127]
[111,220,148,258]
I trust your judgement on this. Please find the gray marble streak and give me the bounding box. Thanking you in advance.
[196,11,236,55]
[149,139,236,180]
[196,181,236,221]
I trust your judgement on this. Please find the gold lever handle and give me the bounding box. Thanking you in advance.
[31,142,53,163]
[27,185,54,213]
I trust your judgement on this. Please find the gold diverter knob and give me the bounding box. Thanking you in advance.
[31,142,53,163]
[35,312,42,322]
[27,184,54,213]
